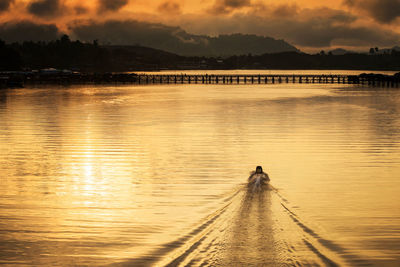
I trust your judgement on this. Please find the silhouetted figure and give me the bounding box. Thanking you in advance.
[248,166,270,190]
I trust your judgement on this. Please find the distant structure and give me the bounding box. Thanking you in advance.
[2,71,400,88]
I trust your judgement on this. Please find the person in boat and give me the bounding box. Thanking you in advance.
[248,166,270,187]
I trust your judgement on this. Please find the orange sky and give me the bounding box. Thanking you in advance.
[1,0,400,52]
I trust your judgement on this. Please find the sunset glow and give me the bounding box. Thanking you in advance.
[1,0,400,52]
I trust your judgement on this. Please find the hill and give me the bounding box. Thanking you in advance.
[2,36,400,72]
[71,20,299,57]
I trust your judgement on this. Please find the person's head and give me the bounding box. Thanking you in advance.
[256,166,263,173]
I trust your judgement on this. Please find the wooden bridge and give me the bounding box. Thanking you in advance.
[3,73,400,87]
[133,74,398,85]
[135,74,354,84]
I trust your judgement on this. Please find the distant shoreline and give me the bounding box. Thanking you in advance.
[2,37,400,73]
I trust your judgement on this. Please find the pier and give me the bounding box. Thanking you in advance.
[2,72,400,88]
[97,73,400,86]
[134,74,353,84]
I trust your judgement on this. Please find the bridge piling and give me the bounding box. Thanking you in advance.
[124,73,395,86]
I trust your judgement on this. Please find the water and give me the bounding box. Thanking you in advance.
[0,81,400,266]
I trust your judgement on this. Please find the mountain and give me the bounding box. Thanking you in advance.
[71,20,299,57]
[199,34,299,57]
[160,32,300,57]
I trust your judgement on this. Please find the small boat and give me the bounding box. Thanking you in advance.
[248,166,270,191]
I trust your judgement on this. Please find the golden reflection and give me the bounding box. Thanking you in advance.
[0,84,399,265]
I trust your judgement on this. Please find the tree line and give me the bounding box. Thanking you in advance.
[1,35,400,72]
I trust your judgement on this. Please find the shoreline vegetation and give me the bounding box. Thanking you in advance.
[1,35,400,88]
[1,35,400,73]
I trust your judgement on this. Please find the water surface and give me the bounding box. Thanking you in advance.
[1,82,399,266]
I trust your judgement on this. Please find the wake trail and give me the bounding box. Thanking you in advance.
[161,185,293,266]
[111,183,373,266]
[109,185,244,267]
[278,192,373,266]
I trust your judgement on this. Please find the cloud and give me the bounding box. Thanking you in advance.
[344,0,400,23]
[210,0,251,14]
[157,1,181,15]
[70,19,181,46]
[283,8,399,47]
[222,0,251,8]
[74,5,88,15]
[27,0,63,18]
[180,7,400,49]
[0,20,61,42]
[283,18,399,47]
[272,4,298,17]
[97,0,128,13]
[0,0,14,12]
[0,1,399,52]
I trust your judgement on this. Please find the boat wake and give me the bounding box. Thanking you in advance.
[111,184,372,267]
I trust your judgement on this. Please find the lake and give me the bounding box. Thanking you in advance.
[1,76,399,266]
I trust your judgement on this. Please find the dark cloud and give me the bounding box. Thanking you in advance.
[182,7,400,49]
[70,20,182,46]
[0,21,61,42]
[283,18,399,47]
[210,0,251,14]
[0,0,14,12]
[344,0,400,23]
[157,1,181,15]
[27,0,62,18]
[97,0,128,13]
[223,0,251,8]
[279,8,398,47]
[271,4,298,17]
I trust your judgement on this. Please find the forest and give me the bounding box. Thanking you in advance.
[1,35,400,72]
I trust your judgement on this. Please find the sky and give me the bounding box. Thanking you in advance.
[0,0,400,52]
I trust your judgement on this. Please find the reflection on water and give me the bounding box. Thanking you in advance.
[0,83,400,266]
